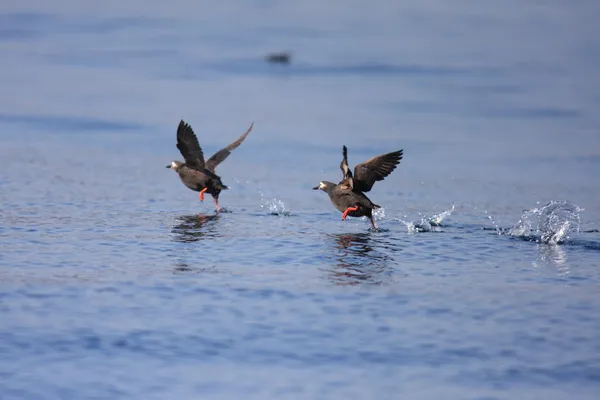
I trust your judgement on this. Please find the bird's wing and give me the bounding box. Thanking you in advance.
[339,146,354,189]
[337,177,354,191]
[205,123,253,172]
[176,120,205,170]
[353,149,403,192]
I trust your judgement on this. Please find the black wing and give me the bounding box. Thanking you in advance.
[205,122,253,172]
[176,120,205,170]
[352,149,403,192]
[340,146,353,179]
[339,145,354,188]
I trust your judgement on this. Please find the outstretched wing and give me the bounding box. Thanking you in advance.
[205,122,253,171]
[339,145,354,188]
[353,149,403,192]
[340,145,353,179]
[176,120,205,170]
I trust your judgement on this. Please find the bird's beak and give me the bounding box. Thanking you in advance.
[166,164,172,168]
[312,185,320,190]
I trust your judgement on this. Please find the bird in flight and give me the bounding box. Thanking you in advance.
[313,145,403,229]
[167,120,253,212]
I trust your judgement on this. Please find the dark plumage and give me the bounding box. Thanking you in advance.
[167,120,253,211]
[313,145,403,229]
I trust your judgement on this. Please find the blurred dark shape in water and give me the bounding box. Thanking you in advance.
[265,52,291,65]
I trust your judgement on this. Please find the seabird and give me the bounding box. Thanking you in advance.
[167,120,253,212]
[313,145,403,229]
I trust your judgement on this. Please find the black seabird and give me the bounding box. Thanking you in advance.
[167,120,253,212]
[313,145,403,229]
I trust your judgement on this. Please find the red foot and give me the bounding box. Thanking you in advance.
[341,206,359,220]
[198,188,207,202]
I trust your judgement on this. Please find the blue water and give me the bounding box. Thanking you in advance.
[1,1,600,399]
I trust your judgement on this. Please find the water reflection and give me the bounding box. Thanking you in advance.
[171,214,219,243]
[172,261,218,275]
[324,233,398,285]
[532,243,569,276]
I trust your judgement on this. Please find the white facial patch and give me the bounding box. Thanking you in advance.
[319,182,326,190]
[171,161,178,169]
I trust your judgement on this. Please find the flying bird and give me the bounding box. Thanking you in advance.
[167,120,253,212]
[313,145,403,229]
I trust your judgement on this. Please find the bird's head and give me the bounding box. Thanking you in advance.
[312,181,335,192]
[166,161,183,171]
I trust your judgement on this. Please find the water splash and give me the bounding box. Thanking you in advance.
[508,201,581,244]
[373,207,386,221]
[484,209,502,235]
[257,190,291,216]
[430,204,455,226]
[261,198,291,216]
[399,205,454,233]
[399,219,433,233]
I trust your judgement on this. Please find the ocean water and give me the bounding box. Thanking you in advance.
[1,1,600,399]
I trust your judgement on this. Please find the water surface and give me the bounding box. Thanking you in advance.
[1,1,600,399]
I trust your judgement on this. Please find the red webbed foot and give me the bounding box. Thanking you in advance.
[198,188,208,202]
[341,206,359,220]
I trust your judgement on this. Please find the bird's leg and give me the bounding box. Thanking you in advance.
[341,206,359,220]
[368,216,377,230]
[214,197,221,213]
[198,188,208,202]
